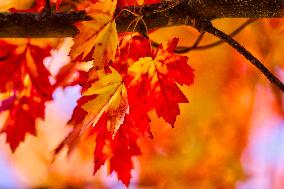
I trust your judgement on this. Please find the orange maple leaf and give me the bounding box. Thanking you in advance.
[70,0,118,69]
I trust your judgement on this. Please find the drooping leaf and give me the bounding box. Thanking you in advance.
[56,66,128,153]
[0,40,53,151]
[70,0,118,69]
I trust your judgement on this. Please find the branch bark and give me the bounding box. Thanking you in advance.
[0,0,282,37]
[116,0,283,33]
[0,11,91,38]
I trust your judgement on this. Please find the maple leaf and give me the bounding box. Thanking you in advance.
[80,67,128,136]
[70,0,118,69]
[0,90,45,152]
[55,66,128,155]
[92,114,141,186]
[128,38,194,126]
[0,40,53,151]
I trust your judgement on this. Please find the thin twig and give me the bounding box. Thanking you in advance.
[150,32,205,51]
[174,31,205,53]
[151,19,257,53]
[175,18,257,53]
[194,20,284,93]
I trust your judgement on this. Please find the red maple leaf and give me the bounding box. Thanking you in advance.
[91,113,143,186]
[0,40,53,151]
[128,38,194,126]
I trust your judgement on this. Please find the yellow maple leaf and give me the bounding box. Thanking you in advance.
[80,67,128,136]
[70,0,118,69]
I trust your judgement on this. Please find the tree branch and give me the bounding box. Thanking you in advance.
[115,0,283,33]
[193,20,284,92]
[0,0,282,37]
[150,18,256,53]
[0,11,91,38]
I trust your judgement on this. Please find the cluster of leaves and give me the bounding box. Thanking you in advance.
[0,0,194,186]
[55,0,194,185]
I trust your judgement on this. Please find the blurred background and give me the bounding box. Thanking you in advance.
[0,0,284,188]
